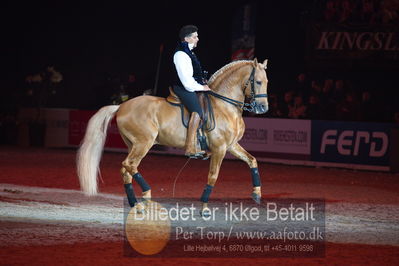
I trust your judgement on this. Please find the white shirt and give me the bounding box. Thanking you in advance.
[173,49,205,92]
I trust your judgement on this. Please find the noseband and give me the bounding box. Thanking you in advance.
[208,66,268,113]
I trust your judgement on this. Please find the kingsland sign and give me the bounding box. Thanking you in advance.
[317,31,398,51]
[311,121,392,166]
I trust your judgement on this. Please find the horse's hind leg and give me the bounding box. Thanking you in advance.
[120,134,154,207]
[228,143,261,203]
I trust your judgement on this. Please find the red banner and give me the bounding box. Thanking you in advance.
[68,110,126,149]
[231,2,256,61]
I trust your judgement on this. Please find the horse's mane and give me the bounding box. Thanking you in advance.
[208,60,252,88]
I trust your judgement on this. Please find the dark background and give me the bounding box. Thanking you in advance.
[1,1,313,109]
[1,0,397,114]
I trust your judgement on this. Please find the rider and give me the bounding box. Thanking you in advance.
[173,25,211,159]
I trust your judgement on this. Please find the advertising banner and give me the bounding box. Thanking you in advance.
[44,108,70,147]
[240,118,311,158]
[68,110,95,146]
[65,110,395,171]
[307,23,399,69]
[68,110,126,150]
[311,120,392,166]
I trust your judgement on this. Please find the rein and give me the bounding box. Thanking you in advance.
[208,66,267,113]
[208,91,246,109]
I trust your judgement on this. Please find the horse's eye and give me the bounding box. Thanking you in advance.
[256,81,262,85]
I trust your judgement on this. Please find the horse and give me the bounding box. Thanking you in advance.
[77,58,269,215]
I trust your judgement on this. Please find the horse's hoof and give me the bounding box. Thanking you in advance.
[201,152,211,160]
[142,190,151,201]
[135,202,146,214]
[252,193,261,204]
[200,207,211,218]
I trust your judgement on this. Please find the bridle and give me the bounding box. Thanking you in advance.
[208,66,268,113]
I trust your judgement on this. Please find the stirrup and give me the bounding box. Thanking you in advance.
[185,151,206,159]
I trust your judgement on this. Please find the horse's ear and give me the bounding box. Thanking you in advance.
[263,59,268,69]
[252,58,258,67]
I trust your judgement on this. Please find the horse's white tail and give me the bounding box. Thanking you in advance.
[77,105,120,195]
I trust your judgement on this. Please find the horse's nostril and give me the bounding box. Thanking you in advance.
[256,104,268,114]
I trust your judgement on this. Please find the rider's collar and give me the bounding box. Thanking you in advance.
[181,41,194,51]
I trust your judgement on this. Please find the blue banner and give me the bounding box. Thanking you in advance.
[311,121,392,166]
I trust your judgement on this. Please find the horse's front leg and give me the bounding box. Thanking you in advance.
[228,143,261,203]
[200,148,226,217]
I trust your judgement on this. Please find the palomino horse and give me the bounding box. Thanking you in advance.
[77,58,269,215]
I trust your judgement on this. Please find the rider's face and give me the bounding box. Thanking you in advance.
[184,32,199,48]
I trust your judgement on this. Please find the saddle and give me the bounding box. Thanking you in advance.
[166,87,216,151]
